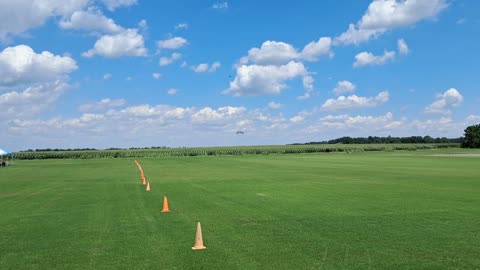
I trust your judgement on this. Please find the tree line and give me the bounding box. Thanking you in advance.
[296,123,480,148]
[297,136,462,145]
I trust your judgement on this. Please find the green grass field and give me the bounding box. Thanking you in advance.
[1,149,480,269]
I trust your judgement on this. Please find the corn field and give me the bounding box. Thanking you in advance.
[13,143,460,160]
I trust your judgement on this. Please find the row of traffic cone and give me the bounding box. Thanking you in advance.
[134,160,206,250]
[136,161,150,191]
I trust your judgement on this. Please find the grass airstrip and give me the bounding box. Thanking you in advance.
[1,148,480,269]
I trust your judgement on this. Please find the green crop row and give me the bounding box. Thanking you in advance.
[12,143,460,160]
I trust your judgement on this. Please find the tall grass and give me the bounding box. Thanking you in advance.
[13,143,459,160]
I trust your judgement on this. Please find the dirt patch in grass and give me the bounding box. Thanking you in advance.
[0,193,20,198]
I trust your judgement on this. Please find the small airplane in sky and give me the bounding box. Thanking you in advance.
[236,130,245,135]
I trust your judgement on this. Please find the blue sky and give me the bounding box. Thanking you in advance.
[0,0,479,151]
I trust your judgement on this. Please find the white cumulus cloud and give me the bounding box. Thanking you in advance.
[212,2,228,9]
[290,115,304,123]
[425,88,463,114]
[321,91,390,111]
[101,0,137,11]
[233,38,332,97]
[240,39,332,66]
[240,41,299,66]
[466,115,480,124]
[333,80,356,96]
[335,0,448,45]
[79,98,126,112]
[300,37,333,61]
[303,112,405,136]
[138,19,147,29]
[0,81,70,120]
[192,63,208,73]
[268,102,282,110]
[0,45,77,87]
[353,50,395,67]
[82,29,147,58]
[0,0,139,41]
[224,61,309,96]
[159,53,182,66]
[303,76,314,91]
[59,8,124,33]
[191,106,245,124]
[321,112,397,130]
[209,62,221,72]
[0,0,89,41]
[157,37,188,49]
[174,23,188,30]
[297,75,315,100]
[191,62,221,73]
[397,38,409,55]
[167,88,178,95]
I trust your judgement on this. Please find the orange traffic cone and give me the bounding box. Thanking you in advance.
[192,222,206,250]
[146,182,151,191]
[161,196,170,213]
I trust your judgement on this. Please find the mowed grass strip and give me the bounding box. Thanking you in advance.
[1,150,479,269]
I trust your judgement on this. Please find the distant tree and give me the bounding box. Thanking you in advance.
[461,124,480,148]
[423,136,434,143]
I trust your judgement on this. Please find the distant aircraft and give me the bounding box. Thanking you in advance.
[236,130,245,135]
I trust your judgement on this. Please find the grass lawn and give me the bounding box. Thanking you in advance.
[1,149,480,269]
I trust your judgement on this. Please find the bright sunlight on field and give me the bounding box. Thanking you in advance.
[1,149,479,269]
